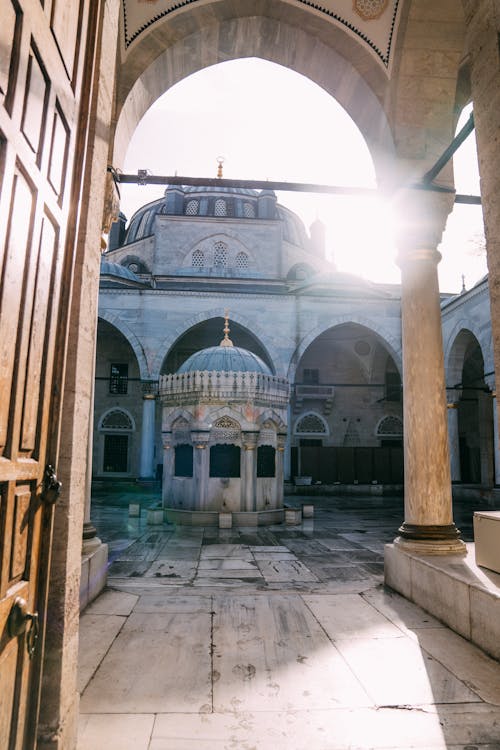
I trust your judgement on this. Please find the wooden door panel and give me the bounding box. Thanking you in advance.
[0,166,35,455]
[0,0,92,746]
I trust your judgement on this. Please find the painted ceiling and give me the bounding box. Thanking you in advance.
[121,0,400,67]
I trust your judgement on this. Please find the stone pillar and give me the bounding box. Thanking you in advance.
[478,389,494,487]
[395,190,465,554]
[191,431,210,510]
[492,392,500,486]
[276,433,287,509]
[447,392,461,482]
[139,390,156,479]
[161,432,174,507]
[284,403,292,481]
[465,5,500,472]
[242,432,258,512]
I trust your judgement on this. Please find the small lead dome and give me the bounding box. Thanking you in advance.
[177,346,271,374]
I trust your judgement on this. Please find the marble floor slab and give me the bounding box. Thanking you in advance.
[79,492,500,749]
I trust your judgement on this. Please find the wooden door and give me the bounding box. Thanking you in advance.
[0,1,92,746]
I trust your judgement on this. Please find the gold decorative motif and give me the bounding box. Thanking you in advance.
[220,309,234,347]
[353,0,389,21]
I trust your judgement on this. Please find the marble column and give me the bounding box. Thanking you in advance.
[492,393,500,486]
[161,432,174,507]
[284,403,292,481]
[478,390,494,487]
[395,191,465,554]
[242,432,258,512]
[465,6,500,475]
[276,433,287,509]
[192,431,210,510]
[447,393,461,482]
[139,392,156,479]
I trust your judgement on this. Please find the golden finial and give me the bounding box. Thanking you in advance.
[216,156,225,179]
[220,309,234,347]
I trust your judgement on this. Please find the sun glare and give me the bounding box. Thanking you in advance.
[122,59,485,292]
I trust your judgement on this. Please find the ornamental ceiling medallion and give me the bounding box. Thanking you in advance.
[353,0,389,21]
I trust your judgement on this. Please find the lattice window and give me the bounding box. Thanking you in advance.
[103,434,128,472]
[235,252,249,269]
[212,416,240,443]
[295,413,327,434]
[185,199,199,215]
[214,199,227,217]
[101,409,133,431]
[243,202,255,218]
[214,417,240,429]
[209,444,241,477]
[377,416,403,437]
[192,249,204,268]
[109,363,128,394]
[213,241,227,267]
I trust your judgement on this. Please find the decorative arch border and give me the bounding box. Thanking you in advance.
[162,407,194,432]
[286,314,402,383]
[444,319,493,387]
[257,409,287,433]
[98,311,150,380]
[294,411,329,436]
[151,308,284,379]
[98,407,136,432]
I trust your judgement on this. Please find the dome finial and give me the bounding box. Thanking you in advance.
[220,309,234,347]
[217,156,225,179]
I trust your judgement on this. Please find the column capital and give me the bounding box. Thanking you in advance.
[141,380,158,397]
[394,187,455,258]
[161,431,172,449]
[242,431,259,450]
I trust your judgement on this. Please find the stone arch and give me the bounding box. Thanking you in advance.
[152,309,285,378]
[97,311,150,379]
[163,408,194,432]
[286,315,401,383]
[257,409,287,432]
[113,13,395,181]
[294,412,329,436]
[445,322,493,387]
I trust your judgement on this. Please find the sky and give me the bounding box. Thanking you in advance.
[119,58,487,293]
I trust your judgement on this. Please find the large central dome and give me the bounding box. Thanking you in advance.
[177,345,271,375]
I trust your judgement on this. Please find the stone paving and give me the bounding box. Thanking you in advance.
[78,491,500,749]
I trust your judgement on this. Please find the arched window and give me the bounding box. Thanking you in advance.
[376,416,403,438]
[174,444,193,477]
[192,249,204,268]
[295,413,328,435]
[100,409,134,431]
[185,199,199,215]
[213,241,228,267]
[243,202,255,218]
[214,199,227,217]
[235,252,249,269]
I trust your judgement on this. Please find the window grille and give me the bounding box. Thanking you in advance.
[377,416,403,437]
[101,409,133,431]
[103,434,128,472]
[214,199,227,217]
[213,241,228,267]
[235,252,249,269]
[295,414,327,434]
[185,199,199,215]
[192,249,204,268]
[109,363,128,394]
[243,202,255,218]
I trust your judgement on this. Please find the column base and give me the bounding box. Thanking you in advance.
[395,522,466,555]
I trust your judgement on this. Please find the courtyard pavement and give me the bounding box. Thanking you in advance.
[78,489,500,749]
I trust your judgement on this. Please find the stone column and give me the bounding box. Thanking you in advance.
[284,403,292,481]
[484,375,499,485]
[478,389,494,487]
[276,433,287,509]
[395,190,465,554]
[139,389,156,479]
[465,5,500,471]
[191,431,210,510]
[161,432,174,507]
[447,392,461,482]
[242,432,258,512]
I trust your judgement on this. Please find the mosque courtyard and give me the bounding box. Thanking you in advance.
[77,490,500,749]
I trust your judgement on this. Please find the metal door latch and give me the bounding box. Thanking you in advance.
[8,597,39,658]
[41,464,62,504]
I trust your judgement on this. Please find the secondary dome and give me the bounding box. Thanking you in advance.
[177,345,271,375]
